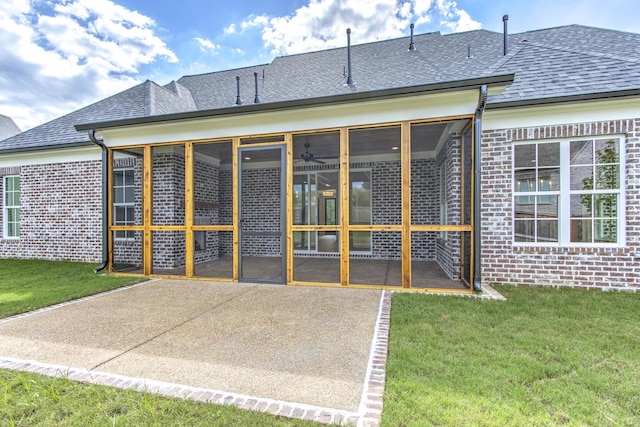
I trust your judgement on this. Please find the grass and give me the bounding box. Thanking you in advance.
[382,286,640,426]
[0,370,317,426]
[1,259,639,426]
[0,259,145,318]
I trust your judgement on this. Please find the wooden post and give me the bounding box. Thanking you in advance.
[340,128,350,286]
[185,142,194,278]
[232,137,239,281]
[401,122,412,288]
[285,133,294,284]
[143,145,152,276]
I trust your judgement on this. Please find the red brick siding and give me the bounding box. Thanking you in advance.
[0,161,102,262]
[481,118,640,290]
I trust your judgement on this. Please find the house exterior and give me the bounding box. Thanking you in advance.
[1,23,639,292]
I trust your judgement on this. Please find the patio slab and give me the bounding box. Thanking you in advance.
[0,279,386,423]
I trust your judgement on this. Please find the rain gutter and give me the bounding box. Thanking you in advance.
[88,129,109,273]
[473,85,488,292]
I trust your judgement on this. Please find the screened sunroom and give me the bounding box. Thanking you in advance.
[108,115,476,292]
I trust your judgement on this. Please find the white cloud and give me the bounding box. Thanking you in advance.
[195,37,220,52]
[0,0,177,130]
[231,0,480,55]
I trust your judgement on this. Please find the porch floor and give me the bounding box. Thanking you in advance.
[140,257,468,290]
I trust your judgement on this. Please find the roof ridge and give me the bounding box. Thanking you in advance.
[487,43,527,74]
[180,63,272,80]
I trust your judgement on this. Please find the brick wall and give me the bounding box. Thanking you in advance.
[0,161,102,262]
[481,118,640,290]
[436,134,462,279]
[219,168,234,256]
[239,167,282,257]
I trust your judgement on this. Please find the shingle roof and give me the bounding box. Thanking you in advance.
[489,25,640,104]
[2,24,639,153]
[0,114,21,141]
[176,30,507,109]
[0,80,194,153]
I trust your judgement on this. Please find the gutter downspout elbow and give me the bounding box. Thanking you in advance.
[473,85,488,292]
[88,129,109,274]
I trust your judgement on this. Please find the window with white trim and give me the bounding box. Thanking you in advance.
[3,175,20,238]
[113,169,135,239]
[513,137,623,245]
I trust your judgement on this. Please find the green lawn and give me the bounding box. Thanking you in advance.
[1,259,639,426]
[382,286,640,426]
[0,259,145,318]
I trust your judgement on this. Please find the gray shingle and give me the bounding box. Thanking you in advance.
[2,24,639,153]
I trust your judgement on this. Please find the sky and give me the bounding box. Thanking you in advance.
[1,0,639,131]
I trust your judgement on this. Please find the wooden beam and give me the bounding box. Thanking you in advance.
[410,224,473,232]
[401,122,412,288]
[340,127,349,286]
[185,141,194,278]
[143,145,152,276]
[232,137,239,281]
[349,225,403,232]
[285,133,294,284]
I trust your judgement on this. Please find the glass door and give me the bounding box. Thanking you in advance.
[238,145,286,283]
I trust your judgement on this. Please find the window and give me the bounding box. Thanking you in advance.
[569,139,621,244]
[3,175,20,238]
[113,169,135,239]
[513,138,623,245]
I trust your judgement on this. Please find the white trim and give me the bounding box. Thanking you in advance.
[485,97,640,130]
[0,146,101,168]
[512,136,625,247]
[100,90,480,147]
[3,175,20,239]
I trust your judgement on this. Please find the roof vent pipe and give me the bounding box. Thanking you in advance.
[253,72,261,104]
[235,76,242,105]
[503,14,509,55]
[408,23,416,50]
[346,28,354,86]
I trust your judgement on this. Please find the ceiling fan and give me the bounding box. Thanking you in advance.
[300,142,326,164]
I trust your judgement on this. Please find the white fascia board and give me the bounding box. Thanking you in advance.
[0,146,101,168]
[101,90,479,147]
[484,97,640,130]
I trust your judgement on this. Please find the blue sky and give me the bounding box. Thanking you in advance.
[1,0,639,131]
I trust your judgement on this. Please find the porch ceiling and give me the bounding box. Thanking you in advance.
[193,118,470,164]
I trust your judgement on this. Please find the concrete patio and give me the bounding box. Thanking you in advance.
[0,279,390,425]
